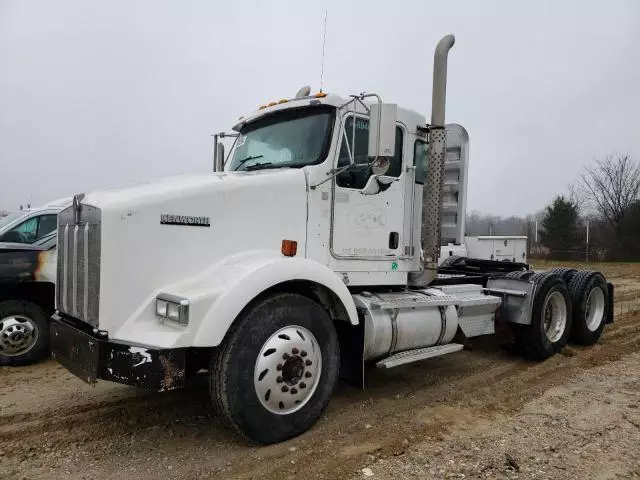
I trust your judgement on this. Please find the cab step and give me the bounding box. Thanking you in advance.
[375,343,464,369]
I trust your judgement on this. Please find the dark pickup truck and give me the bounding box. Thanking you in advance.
[0,232,56,365]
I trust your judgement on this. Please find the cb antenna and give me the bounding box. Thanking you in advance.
[319,10,327,93]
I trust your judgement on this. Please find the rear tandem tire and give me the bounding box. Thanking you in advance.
[567,270,609,346]
[512,272,572,361]
[504,270,535,281]
[209,293,340,444]
[549,267,579,284]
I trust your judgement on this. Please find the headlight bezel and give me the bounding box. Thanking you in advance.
[155,293,189,326]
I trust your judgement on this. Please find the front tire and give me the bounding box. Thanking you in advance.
[210,293,340,444]
[0,300,50,366]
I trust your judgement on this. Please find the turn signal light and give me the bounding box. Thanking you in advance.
[281,239,298,257]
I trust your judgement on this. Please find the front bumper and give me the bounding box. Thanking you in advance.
[50,313,186,391]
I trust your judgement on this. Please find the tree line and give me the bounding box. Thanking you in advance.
[466,153,640,262]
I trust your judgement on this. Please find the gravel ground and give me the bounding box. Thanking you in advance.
[351,352,640,480]
[1,263,639,480]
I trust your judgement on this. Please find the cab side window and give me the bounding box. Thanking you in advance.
[414,140,428,184]
[336,116,404,190]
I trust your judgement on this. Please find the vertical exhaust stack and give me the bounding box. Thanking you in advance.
[410,34,455,287]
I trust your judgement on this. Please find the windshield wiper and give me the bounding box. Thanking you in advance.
[244,161,274,171]
[244,161,310,171]
[235,154,264,170]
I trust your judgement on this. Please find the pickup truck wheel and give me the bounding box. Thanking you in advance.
[512,273,572,361]
[0,300,49,366]
[210,293,340,444]
[568,270,608,346]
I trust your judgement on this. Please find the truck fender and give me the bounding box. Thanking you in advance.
[191,252,358,347]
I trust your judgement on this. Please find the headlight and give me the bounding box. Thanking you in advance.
[167,302,180,322]
[155,294,189,326]
[156,299,168,317]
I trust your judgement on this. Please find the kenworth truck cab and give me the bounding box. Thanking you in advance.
[50,36,614,444]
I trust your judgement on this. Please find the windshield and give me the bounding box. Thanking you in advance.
[0,212,22,230]
[228,106,334,171]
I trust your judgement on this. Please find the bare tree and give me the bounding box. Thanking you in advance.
[568,180,588,214]
[577,153,640,229]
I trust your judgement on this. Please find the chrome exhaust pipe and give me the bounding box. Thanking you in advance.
[410,34,455,287]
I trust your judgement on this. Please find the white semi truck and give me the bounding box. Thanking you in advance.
[50,35,614,444]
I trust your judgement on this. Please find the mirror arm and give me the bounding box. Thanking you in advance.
[310,164,354,189]
[211,131,240,170]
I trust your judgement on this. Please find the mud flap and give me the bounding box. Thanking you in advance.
[606,282,615,324]
[335,316,365,389]
[50,315,186,391]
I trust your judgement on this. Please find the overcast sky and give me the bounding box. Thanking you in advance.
[1,0,639,216]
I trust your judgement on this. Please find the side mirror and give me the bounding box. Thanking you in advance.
[213,142,225,172]
[368,103,397,160]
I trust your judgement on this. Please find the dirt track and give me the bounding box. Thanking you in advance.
[1,263,640,480]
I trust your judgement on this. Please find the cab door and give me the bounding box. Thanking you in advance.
[330,114,407,264]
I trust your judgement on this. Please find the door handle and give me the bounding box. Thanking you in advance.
[389,232,399,250]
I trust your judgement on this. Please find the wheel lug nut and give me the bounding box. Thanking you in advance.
[292,347,299,355]
[305,360,312,366]
[277,364,283,371]
[299,382,306,389]
[282,385,289,392]
[291,388,298,394]
[283,353,290,360]
[300,350,307,357]
[305,372,312,378]
[276,376,283,383]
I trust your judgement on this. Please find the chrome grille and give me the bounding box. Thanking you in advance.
[56,204,101,327]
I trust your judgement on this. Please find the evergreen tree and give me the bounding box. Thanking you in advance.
[540,196,580,260]
[616,200,640,260]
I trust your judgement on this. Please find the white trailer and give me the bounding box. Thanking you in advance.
[50,35,614,444]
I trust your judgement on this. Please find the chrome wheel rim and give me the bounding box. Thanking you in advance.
[543,291,567,343]
[585,286,606,332]
[254,325,322,415]
[0,315,38,357]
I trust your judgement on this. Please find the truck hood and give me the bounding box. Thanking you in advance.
[60,168,309,335]
[81,170,298,210]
